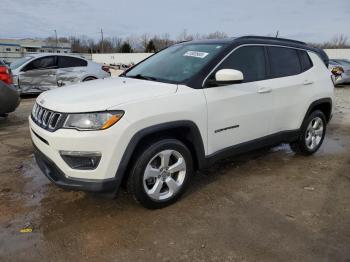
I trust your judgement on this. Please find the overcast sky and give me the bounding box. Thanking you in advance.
[1,0,349,43]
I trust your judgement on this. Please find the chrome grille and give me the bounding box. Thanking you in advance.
[31,103,63,131]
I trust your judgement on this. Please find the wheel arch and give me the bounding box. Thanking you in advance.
[302,98,332,126]
[82,75,98,82]
[115,120,206,188]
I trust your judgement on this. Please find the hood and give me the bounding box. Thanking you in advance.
[37,77,178,112]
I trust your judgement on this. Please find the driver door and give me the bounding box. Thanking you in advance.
[19,56,58,93]
[204,46,275,155]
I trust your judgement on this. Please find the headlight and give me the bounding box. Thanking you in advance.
[63,111,124,131]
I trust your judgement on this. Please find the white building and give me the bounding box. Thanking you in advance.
[0,38,71,63]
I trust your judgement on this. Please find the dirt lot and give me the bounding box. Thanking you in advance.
[1,86,350,262]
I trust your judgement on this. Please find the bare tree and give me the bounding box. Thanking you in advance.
[309,34,349,49]
[111,37,123,51]
[177,29,194,42]
[140,33,151,51]
[328,34,348,48]
[205,31,228,39]
[152,34,175,51]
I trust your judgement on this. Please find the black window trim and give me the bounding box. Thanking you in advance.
[202,44,316,88]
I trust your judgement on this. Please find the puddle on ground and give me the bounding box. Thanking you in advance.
[270,136,347,157]
[317,136,347,155]
[20,155,51,207]
[270,143,294,154]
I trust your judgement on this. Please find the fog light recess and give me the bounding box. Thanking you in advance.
[60,151,101,170]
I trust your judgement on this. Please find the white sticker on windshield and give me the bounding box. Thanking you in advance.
[184,51,209,58]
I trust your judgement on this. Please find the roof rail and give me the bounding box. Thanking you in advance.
[237,35,307,45]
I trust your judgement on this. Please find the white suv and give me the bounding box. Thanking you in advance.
[30,36,334,209]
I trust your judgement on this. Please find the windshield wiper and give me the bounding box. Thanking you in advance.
[129,74,158,81]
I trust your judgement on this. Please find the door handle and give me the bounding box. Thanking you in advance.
[258,86,272,94]
[303,80,314,85]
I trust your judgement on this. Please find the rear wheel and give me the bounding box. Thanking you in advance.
[290,110,326,155]
[128,139,193,209]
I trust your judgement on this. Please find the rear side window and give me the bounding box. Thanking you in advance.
[24,56,56,71]
[217,46,266,82]
[58,56,87,68]
[298,50,313,72]
[268,47,301,78]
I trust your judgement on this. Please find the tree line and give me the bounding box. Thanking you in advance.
[49,32,349,54]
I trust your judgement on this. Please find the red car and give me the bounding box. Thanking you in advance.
[0,59,20,117]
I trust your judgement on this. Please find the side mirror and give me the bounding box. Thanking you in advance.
[215,69,243,84]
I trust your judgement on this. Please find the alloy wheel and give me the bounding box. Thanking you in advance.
[143,150,187,201]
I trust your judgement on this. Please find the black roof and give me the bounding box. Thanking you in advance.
[185,35,329,66]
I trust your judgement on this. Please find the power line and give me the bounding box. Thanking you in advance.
[100,28,104,53]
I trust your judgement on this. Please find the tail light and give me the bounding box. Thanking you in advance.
[102,65,110,74]
[0,66,13,85]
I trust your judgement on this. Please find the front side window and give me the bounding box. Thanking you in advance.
[125,43,226,84]
[268,46,301,78]
[24,56,56,71]
[58,56,87,68]
[212,46,266,83]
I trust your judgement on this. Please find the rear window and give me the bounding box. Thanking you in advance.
[58,56,87,68]
[268,47,301,78]
[298,50,313,72]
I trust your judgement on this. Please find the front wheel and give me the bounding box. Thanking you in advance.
[83,76,97,82]
[128,139,193,209]
[290,110,327,155]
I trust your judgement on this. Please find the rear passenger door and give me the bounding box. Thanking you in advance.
[266,47,314,132]
[56,56,88,87]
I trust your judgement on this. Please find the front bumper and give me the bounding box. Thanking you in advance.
[29,110,133,194]
[34,144,118,192]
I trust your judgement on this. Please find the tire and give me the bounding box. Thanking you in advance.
[83,76,97,82]
[290,110,327,155]
[128,138,193,209]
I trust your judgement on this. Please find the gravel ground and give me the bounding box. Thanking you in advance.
[0,86,349,262]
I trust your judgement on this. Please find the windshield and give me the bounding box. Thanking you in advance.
[10,56,34,70]
[125,43,226,83]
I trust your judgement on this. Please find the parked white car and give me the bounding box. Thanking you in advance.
[30,36,334,209]
[10,54,110,94]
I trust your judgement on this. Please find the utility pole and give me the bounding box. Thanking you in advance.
[275,30,279,38]
[100,28,104,53]
[54,29,58,52]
